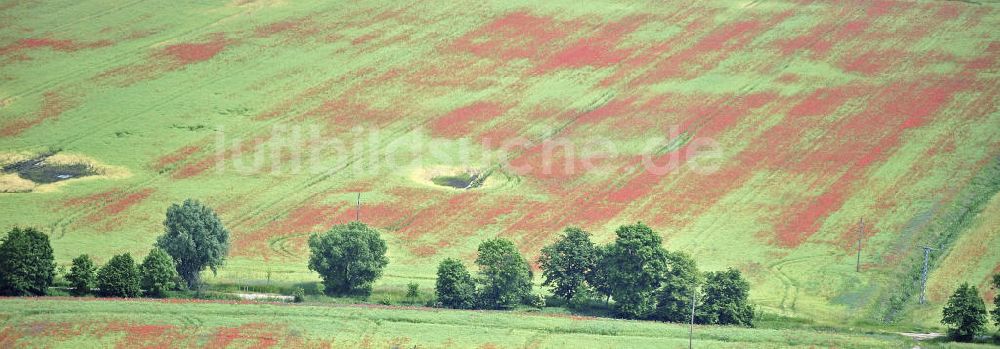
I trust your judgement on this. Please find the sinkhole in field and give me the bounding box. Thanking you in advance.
[2,152,96,184]
[431,169,488,189]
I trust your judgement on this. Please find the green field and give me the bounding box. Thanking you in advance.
[1,0,999,339]
[0,297,935,348]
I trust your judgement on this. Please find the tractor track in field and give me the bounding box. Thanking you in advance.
[4,3,244,122]
[45,8,360,233]
[235,3,869,256]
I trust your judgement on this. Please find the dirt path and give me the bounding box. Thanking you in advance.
[898,332,944,342]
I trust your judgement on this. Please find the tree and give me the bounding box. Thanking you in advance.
[655,251,702,323]
[475,238,533,309]
[538,227,597,303]
[699,268,754,326]
[435,258,476,309]
[307,221,388,297]
[155,199,230,289]
[96,253,141,298]
[66,254,97,296]
[941,282,987,342]
[0,227,55,296]
[992,274,1000,328]
[140,248,178,298]
[604,222,669,319]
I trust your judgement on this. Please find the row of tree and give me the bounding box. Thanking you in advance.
[303,220,752,324]
[0,199,230,297]
[436,223,754,325]
[7,197,998,336]
[65,249,178,297]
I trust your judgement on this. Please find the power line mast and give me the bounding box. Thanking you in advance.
[919,245,936,304]
[856,218,864,272]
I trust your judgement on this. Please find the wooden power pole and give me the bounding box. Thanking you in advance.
[356,192,361,222]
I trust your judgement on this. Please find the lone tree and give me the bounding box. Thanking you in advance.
[435,258,476,309]
[992,274,1000,329]
[699,268,754,327]
[655,251,702,323]
[140,248,179,298]
[155,199,230,289]
[0,227,56,296]
[538,227,597,303]
[66,254,97,296]
[941,282,987,342]
[604,222,669,319]
[96,253,141,298]
[307,221,388,297]
[475,238,533,309]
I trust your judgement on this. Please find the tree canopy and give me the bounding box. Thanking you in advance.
[435,258,475,309]
[140,248,179,297]
[307,221,388,297]
[0,227,55,296]
[155,199,229,288]
[655,251,702,323]
[604,222,669,319]
[66,254,96,296]
[538,227,597,302]
[475,238,533,309]
[941,282,987,342]
[97,253,141,298]
[699,268,754,327]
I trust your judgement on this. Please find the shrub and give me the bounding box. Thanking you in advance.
[475,238,533,309]
[66,254,97,296]
[140,248,178,298]
[96,253,141,298]
[942,282,987,342]
[292,287,305,303]
[526,293,546,308]
[156,199,229,289]
[307,221,388,297]
[0,227,56,296]
[406,282,420,300]
[435,258,476,309]
[539,227,597,303]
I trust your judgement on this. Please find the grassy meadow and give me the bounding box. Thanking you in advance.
[0,0,999,340]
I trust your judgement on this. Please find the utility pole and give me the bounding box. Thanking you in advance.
[689,286,696,349]
[919,245,936,304]
[356,192,361,222]
[856,218,864,272]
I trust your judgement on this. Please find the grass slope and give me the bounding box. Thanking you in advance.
[0,0,998,329]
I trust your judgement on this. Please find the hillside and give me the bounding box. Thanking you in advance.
[1,0,998,328]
